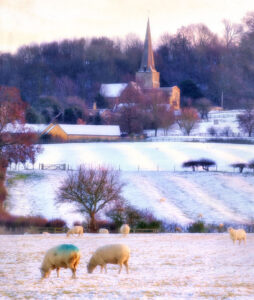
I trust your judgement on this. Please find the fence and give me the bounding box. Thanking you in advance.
[39,163,67,170]
[131,228,160,233]
[30,227,67,234]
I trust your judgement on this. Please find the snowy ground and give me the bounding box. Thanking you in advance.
[0,233,254,299]
[29,141,254,172]
[5,141,254,226]
[6,170,254,227]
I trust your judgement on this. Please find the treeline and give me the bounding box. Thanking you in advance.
[0,12,254,123]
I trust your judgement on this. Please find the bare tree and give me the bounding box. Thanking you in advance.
[222,19,243,48]
[237,107,254,137]
[144,89,169,137]
[57,165,125,232]
[177,108,200,136]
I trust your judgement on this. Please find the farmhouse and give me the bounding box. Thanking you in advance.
[100,20,180,110]
[40,123,121,141]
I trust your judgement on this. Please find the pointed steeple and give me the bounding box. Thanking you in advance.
[140,19,156,72]
[136,19,160,89]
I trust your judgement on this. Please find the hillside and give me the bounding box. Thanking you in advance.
[6,141,254,226]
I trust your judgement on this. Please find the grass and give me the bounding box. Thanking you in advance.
[7,171,44,185]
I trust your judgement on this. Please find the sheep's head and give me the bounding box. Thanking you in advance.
[87,262,96,274]
[228,227,233,233]
[40,267,50,278]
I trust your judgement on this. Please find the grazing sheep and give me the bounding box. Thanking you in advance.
[120,224,130,236]
[159,198,166,203]
[66,226,83,237]
[42,232,50,235]
[228,227,246,245]
[40,244,81,279]
[87,244,130,274]
[99,228,109,234]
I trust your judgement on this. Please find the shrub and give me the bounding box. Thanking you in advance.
[182,159,216,171]
[231,163,247,173]
[198,158,216,171]
[248,160,254,171]
[106,203,162,230]
[182,160,199,171]
[207,126,218,137]
[220,126,233,137]
[188,221,205,233]
[46,218,66,228]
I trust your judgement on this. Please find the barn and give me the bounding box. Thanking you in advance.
[40,124,121,142]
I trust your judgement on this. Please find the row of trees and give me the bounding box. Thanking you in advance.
[0,88,41,211]
[1,12,254,121]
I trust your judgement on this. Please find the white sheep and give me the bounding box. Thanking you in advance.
[40,244,81,278]
[120,224,130,236]
[228,227,246,245]
[87,244,130,274]
[66,225,84,237]
[42,232,50,235]
[99,228,109,234]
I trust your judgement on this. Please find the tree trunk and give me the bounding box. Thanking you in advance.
[89,212,97,233]
[0,164,7,212]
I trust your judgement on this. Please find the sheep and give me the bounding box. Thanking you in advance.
[40,244,81,279]
[87,244,130,274]
[99,228,109,234]
[66,225,84,237]
[42,232,50,235]
[159,198,166,203]
[120,224,130,236]
[228,227,246,245]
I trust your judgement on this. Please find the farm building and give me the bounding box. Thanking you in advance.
[40,123,121,142]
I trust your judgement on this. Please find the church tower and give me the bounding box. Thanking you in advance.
[136,19,160,89]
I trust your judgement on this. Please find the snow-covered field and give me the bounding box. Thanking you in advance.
[34,141,254,172]
[1,233,254,299]
[6,141,254,226]
[7,170,254,227]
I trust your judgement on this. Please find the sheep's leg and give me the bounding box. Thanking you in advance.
[56,268,60,278]
[239,239,241,245]
[100,265,104,273]
[104,265,107,274]
[124,261,129,274]
[118,263,123,274]
[71,268,76,279]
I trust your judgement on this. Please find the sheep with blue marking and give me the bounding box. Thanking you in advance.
[40,244,81,278]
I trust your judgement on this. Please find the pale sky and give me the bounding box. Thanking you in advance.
[0,0,253,53]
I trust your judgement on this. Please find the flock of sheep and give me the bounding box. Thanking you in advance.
[40,224,246,279]
[41,224,130,279]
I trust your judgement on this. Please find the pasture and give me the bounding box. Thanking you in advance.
[1,233,254,299]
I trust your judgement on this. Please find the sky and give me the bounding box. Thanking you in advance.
[0,0,253,53]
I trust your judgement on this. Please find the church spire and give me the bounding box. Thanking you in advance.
[136,19,160,89]
[140,18,156,72]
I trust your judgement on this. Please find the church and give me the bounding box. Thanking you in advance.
[100,20,180,110]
